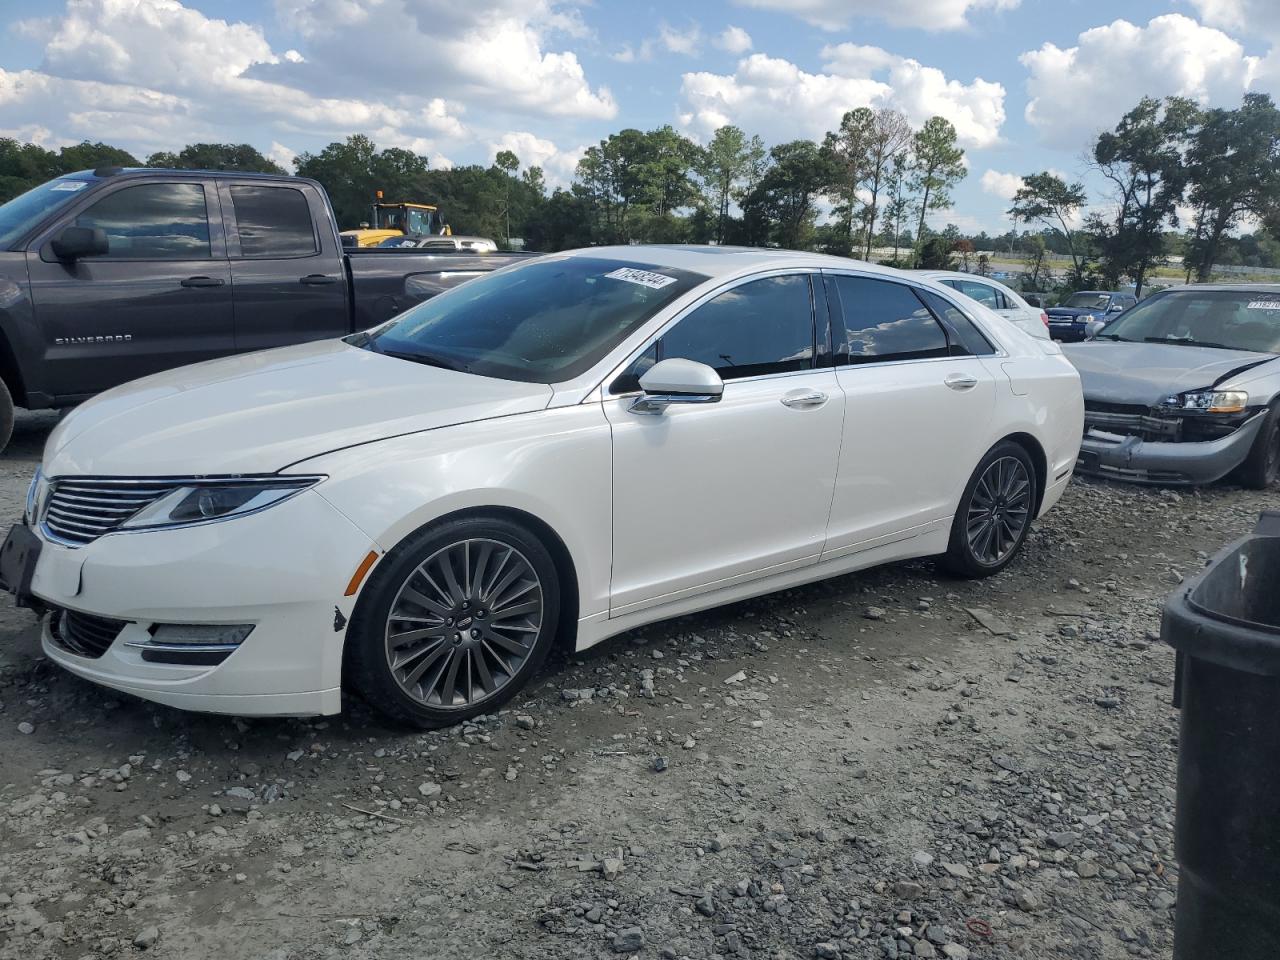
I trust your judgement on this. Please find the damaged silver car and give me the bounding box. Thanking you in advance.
[1064,285,1280,487]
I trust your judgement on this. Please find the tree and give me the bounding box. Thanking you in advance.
[1185,93,1280,281]
[1021,233,1049,289]
[860,108,912,260]
[58,141,139,172]
[493,149,519,244]
[917,236,956,269]
[743,140,835,250]
[575,126,702,244]
[1090,96,1198,296]
[954,237,974,271]
[820,108,875,249]
[295,135,433,228]
[697,125,764,244]
[1009,172,1087,277]
[881,153,912,265]
[145,142,284,175]
[909,117,966,266]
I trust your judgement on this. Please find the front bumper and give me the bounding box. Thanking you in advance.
[1048,319,1095,342]
[1074,411,1267,485]
[31,489,378,717]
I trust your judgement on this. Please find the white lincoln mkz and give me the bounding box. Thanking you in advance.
[4,246,1083,727]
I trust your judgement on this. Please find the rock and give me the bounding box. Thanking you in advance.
[912,850,934,868]
[941,862,971,879]
[965,607,1012,636]
[1048,831,1078,849]
[612,928,644,953]
[892,880,924,898]
[915,942,937,959]
[863,606,886,620]
[695,894,715,917]
[133,926,160,949]
[814,942,841,959]
[601,856,624,880]
[708,835,730,852]
[652,756,669,773]
[175,770,192,784]
[1015,888,1044,912]
[16,721,33,735]
[723,670,747,684]
[418,782,442,798]
[942,945,970,960]
[1076,861,1100,879]
[515,715,535,730]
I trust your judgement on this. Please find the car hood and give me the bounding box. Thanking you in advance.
[1046,307,1099,319]
[44,340,554,477]
[1062,341,1278,406]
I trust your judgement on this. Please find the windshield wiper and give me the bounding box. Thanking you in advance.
[1144,337,1234,350]
[1093,333,1131,342]
[378,348,469,373]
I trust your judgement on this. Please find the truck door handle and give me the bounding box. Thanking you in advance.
[300,274,338,285]
[944,374,979,391]
[179,276,225,288]
[780,390,828,409]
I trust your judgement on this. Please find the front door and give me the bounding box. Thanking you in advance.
[603,273,843,615]
[26,179,234,400]
[821,273,997,557]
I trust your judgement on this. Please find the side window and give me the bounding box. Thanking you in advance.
[658,274,815,380]
[74,182,211,259]
[831,276,950,364]
[957,279,1001,310]
[610,343,657,394]
[916,289,997,356]
[230,185,317,258]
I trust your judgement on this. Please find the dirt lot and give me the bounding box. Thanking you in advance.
[0,410,1274,960]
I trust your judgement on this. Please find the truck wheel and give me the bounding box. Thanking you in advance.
[1237,403,1280,490]
[940,440,1038,578]
[0,379,14,454]
[344,515,561,729]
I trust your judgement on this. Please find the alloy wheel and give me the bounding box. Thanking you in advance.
[384,538,543,710]
[966,456,1032,566]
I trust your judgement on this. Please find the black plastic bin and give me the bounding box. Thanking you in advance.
[1162,511,1280,960]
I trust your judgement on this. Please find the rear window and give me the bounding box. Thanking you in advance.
[828,276,950,364]
[230,185,317,258]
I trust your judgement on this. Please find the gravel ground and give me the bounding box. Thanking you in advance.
[0,409,1275,960]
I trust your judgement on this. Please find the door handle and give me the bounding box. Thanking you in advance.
[944,374,979,391]
[780,390,828,409]
[179,276,225,288]
[300,274,339,285]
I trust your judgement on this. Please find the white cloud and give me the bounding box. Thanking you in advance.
[732,0,1020,31]
[659,21,702,55]
[714,26,753,54]
[679,49,1005,149]
[267,140,297,171]
[488,131,586,187]
[1188,0,1280,39]
[980,169,1023,200]
[1020,14,1263,149]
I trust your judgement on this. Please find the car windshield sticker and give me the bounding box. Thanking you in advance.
[604,267,678,290]
[1246,299,1280,310]
[50,181,89,192]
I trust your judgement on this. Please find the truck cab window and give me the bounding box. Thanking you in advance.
[230,185,317,258]
[74,182,211,259]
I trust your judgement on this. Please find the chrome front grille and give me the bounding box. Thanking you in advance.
[42,478,181,546]
[49,607,129,658]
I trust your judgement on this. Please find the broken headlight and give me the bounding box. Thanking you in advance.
[1164,390,1249,415]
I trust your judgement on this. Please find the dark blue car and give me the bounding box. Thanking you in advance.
[1047,291,1137,342]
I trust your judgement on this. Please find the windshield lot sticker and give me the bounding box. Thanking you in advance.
[1246,300,1280,310]
[50,181,88,191]
[605,267,678,289]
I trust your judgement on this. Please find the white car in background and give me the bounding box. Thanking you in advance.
[3,246,1083,728]
[914,270,1051,340]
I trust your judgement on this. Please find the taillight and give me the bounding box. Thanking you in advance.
[1040,311,1049,327]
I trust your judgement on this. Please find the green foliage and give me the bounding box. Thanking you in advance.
[0,138,140,202]
[696,125,765,244]
[145,142,285,175]
[743,140,836,250]
[909,117,965,265]
[1009,171,1088,275]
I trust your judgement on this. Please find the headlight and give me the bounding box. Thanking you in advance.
[118,477,323,531]
[25,468,48,525]
[1165,390,1249,414]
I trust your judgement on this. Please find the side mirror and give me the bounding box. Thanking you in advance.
[1109,303,1125,313]
[629,358,723,416]
[50,226,108,261]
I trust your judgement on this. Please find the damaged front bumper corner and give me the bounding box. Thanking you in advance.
[1074,410,1267,485]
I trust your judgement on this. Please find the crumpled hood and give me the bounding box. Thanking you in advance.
[1063,341,1277,406]
[44,340,554,477]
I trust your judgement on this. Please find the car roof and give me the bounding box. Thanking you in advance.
[1153,283,1280,293]
[912,270,1004,283]
[557,244,907,280]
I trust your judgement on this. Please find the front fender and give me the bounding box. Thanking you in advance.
[0,251,47,407]
[291,404,614,621]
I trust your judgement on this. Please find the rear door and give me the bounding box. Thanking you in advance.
[822,273,998,557]
[25,178,234,399]
[219,180,350,352]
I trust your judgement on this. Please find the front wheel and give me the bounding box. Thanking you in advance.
[1236,403,1280,490]
[345,516,561,728]
[940,441,1038,578]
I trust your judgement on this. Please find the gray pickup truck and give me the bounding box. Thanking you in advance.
[0,167,529,450]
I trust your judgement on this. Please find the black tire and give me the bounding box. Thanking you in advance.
[940,440,1038,579]
[1236,402,1280,490]
[344,515,561,728]
[0,379,14,455]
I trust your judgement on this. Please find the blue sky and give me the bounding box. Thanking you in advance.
[1,0,1278,233]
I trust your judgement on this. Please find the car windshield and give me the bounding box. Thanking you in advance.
[1099,290,1280,353]
[352,256,707,383]
[1062,293,1111,310]
[0,176,95,248]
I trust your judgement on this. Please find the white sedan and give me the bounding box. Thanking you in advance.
[4,247,1083,727]
[913,270,1051,340]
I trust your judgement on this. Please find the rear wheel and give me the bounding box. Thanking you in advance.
[1236,403,1280,490]
[940,441,1038,578]
[345,516,560,728]
[0,379,14,454]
